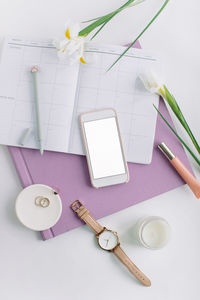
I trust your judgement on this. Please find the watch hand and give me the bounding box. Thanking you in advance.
[104,238,109,246]
[106,235,113,247]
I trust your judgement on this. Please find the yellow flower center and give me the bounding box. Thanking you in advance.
[80,57,86,64]
[158,87,165,98]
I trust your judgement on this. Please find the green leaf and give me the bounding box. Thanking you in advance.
[107,0,169,71]
[78,0,137,37]
[153,105,200,167]
[78,12,114,37]
[81,17,102,24]
[163,85,200,154]
[90,9,120,40]
[91,20,110,40]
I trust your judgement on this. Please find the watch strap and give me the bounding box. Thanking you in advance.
[113,245,151,286]
[71,200,104,234]
[71,201,151,286]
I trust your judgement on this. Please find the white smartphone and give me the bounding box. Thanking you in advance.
[80,108,129,188]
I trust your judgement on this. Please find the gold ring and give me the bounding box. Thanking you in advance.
[35,196,50,208]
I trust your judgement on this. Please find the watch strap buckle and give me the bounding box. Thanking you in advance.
[71,200,83,212]
[71,200,89,218]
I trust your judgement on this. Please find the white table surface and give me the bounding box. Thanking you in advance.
[1,1,200,299]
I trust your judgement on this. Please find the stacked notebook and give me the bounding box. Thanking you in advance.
[5,40,193,240]
[9,98,193,240]
[0,37,159,164]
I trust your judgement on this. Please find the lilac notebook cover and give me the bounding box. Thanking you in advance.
[8,41,193,240]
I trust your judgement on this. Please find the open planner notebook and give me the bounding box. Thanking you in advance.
[0,36,159,164]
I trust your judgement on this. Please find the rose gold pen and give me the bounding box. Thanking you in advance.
[158,142,200,199]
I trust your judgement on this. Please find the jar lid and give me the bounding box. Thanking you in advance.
[15,184,62,231]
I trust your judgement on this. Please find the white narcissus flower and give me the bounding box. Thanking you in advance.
[54,21,86,64]
[139,71,165,97]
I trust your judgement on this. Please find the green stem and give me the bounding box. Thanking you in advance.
[163,85,200,154]
[90,9,120,40]
[91,20,110,40]
[154,105,200,166]
[81,17,103,24]
[82,0,145,24]
[78,0,136,37]
[107,0,169,71]
[79,12,113,36]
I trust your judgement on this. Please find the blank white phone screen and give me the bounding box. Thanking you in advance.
[83,117,126,179]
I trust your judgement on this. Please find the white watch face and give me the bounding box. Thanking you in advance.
[98,230,119,250]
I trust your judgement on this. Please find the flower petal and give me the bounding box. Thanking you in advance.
[55,21,85,65]
[69,22,80,38]
[139,71,164,95]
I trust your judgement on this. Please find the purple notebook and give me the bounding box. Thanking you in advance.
[8,42,193,240]
[9,98,193,240]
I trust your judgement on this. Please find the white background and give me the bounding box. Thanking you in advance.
[0,1,200,299]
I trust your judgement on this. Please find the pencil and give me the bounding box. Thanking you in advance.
[31,65,43,155]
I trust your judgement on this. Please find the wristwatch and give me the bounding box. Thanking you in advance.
[71,200,151,286]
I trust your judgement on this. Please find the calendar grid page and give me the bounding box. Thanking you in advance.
[69,43,159,164]
[0,36,79,152]
[0,37,159,164]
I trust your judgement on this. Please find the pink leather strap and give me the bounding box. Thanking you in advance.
[113,245,151,286]
[71,200,151,286]
[71,200,103,234]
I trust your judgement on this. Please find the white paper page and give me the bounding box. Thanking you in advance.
[0,37,79,152]
[68,43,159,164]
